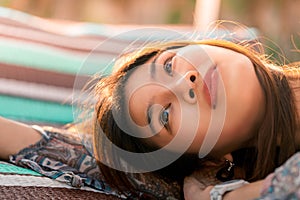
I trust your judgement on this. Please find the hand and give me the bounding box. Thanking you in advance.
[183,176,213,200]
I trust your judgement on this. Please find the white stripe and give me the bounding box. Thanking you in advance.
[0,78,80,104]
[0,174,100,193]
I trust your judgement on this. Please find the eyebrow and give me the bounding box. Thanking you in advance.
[150,47,183,78]
[146,97,156,136]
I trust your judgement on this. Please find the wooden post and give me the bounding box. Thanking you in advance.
[193,0,221,31]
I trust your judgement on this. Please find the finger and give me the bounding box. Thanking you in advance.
[184,177,203,200]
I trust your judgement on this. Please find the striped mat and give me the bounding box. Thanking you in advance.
[0,161,121,199]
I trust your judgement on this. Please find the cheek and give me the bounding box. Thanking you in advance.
[128,89,147,126]
[128,85,160,127]
[213,65,263,151]
[186,102,213,153]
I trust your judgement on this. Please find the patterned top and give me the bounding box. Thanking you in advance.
[11,125,300,199]
[9,126,181,200]
[258,152,300,200]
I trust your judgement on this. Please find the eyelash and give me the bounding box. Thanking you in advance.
[160,104,171,130]
[163,57,174,76]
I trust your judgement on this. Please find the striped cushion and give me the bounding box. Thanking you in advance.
[0,7,257,125]
[0,7,197,125]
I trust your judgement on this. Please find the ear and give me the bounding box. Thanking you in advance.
[224,153,233,162]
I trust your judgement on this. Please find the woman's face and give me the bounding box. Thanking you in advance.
[123,44,265,158]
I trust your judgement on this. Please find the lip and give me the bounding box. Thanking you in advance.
[203,66,218,108]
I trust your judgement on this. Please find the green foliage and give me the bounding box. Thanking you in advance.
[223,0,250,16]
[167,9,182,24]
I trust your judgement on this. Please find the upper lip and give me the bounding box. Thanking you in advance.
[203,66,217,107]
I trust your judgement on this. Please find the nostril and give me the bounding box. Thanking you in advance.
[190,75,196,82]
[189,89,195,98]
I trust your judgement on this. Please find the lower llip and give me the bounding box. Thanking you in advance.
[203,66,218,109]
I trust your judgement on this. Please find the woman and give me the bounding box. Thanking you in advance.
[1,33,300,199]
[93,37,300,199]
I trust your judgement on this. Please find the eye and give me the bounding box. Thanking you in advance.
[163,58,173,76]
[160,104,170,129]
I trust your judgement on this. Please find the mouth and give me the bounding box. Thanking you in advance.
[203,66,218,109]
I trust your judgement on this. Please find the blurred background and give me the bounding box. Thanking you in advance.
[1,0,300,62]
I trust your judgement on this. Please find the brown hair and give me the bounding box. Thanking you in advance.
[92,39,299,195]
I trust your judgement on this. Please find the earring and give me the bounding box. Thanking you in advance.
[216,159,235,182]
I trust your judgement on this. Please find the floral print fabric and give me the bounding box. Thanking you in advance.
[259,152,300,200]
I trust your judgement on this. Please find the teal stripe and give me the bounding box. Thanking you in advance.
[0,163,41,176]
[0,40,113,75]
[0,95,73,124]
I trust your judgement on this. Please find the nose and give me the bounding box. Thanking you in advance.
[174,70,199,104]
[185,71,198,84]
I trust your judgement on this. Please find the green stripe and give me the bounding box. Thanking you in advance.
[0,95,73,124]
[0,163,41,176]
[0,40,113,75]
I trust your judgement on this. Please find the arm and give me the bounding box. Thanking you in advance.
[185,152,300,200]
[223,180,263,200]
[184,177,263,200]
[0,116,42,160]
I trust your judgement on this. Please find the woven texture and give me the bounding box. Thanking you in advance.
[0,162,121,200]
[0,186,120,200]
